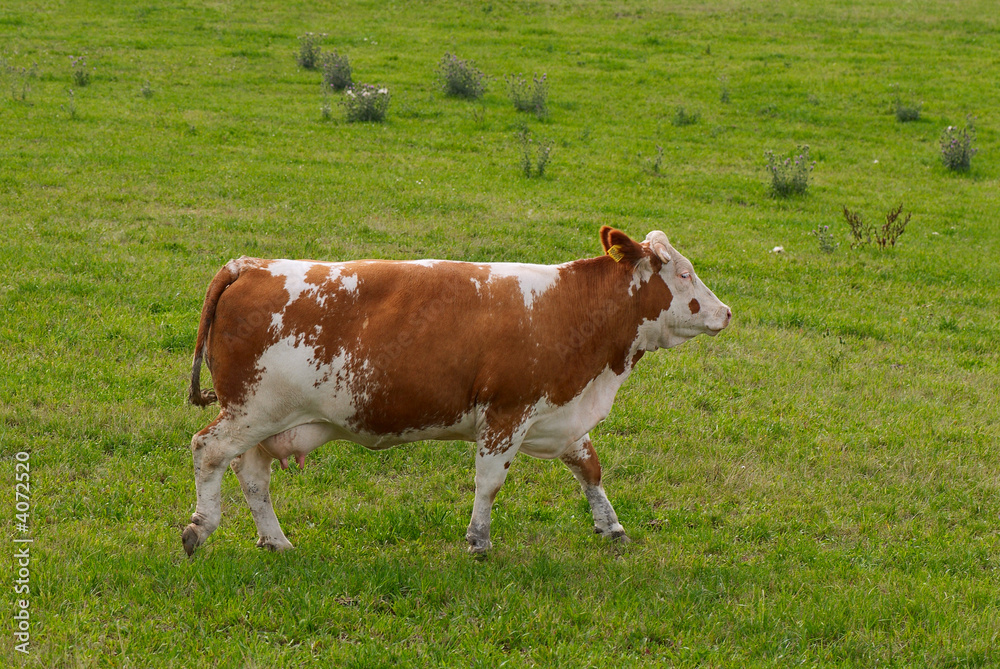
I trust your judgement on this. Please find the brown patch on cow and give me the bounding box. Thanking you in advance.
[636,271,674,334]
[205,260,288,407]
[190,261,243,406]
[304,263,330,286]
[688,298,701,314]
[560,439,602,486]
[477,405,533,455]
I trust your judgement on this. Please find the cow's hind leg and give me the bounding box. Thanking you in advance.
[182,414,263,556]
[230,444,293,552]
[560,435,628,542]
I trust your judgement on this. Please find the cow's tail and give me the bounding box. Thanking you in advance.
[189,258,243,407]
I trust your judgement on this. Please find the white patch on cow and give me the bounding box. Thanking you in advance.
[629,259,655,296]
[636,290,725,351]
[245,336,370,430]
[408,259,444,268]
[268,259,313,304]
[265,260,347,331]
[484,263,561,309]
[519,365,631,459]
[636,309,682,351]
[341,273,358,294]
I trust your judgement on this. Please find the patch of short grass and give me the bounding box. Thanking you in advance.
[1,0,999,666]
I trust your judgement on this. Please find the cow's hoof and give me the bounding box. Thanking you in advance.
[256,536,294,552]
[610,530,631,544]
[182,525,202,556]
[467,539,493,555]
[596,527,631,543]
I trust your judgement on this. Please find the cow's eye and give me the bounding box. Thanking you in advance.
[680,272,691,280]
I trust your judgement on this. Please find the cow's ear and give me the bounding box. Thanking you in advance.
[599,226,645,265]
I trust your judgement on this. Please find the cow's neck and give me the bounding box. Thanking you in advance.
[553,256,652,380]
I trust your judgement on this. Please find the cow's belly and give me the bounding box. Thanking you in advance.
[248,340,626,461]
[261,413,478,465]
[346,411,479,449]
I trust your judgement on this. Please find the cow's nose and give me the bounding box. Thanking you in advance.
[718,306,732,330]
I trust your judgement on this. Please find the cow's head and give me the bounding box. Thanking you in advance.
[600,226,732,350]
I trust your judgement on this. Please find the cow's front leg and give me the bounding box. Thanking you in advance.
[560,434,628,542]
[230,444,294,552]
[466,440,520,554]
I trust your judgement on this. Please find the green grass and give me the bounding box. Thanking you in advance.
[2,0,1000,665]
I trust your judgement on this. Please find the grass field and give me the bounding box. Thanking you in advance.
[2,0,1000,665]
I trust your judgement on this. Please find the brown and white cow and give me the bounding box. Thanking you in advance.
[182,226,731,555]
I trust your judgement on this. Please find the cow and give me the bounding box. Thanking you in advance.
[182,226,731,556]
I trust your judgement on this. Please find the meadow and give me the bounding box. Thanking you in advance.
[2,0,1000,665]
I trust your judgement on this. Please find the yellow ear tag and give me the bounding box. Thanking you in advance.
[607,244,624,262]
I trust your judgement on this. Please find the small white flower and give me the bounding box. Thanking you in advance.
[346,89,355,97]
[771,246,785,254]
[378,88,388,95]
[873,159,879,164]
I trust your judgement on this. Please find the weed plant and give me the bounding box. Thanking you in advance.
[843,203,911,249]
[719,77,730,103]
[894,99,921,122]
[506,72,548,119]
[765,145,814,197]
[517,126,553,177]
[843,206,873,248]
[320,90,333,120]
[62,88,77,119]
[2,59,37,101]
[672,106,700,126]
[889,84,921,121]
[810,223,838,253]
[437,53,487,100]
[140,80,153,98]
[940,117,977,171]
[470,104,487,128]
[826,336,847,372]
[877,203,911,248]
[321,50,352,91]
[647,145,665,175]
[70,55,91,87]
[297,33,325,69]
[343,84,390,122]
[893,96,921,123]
